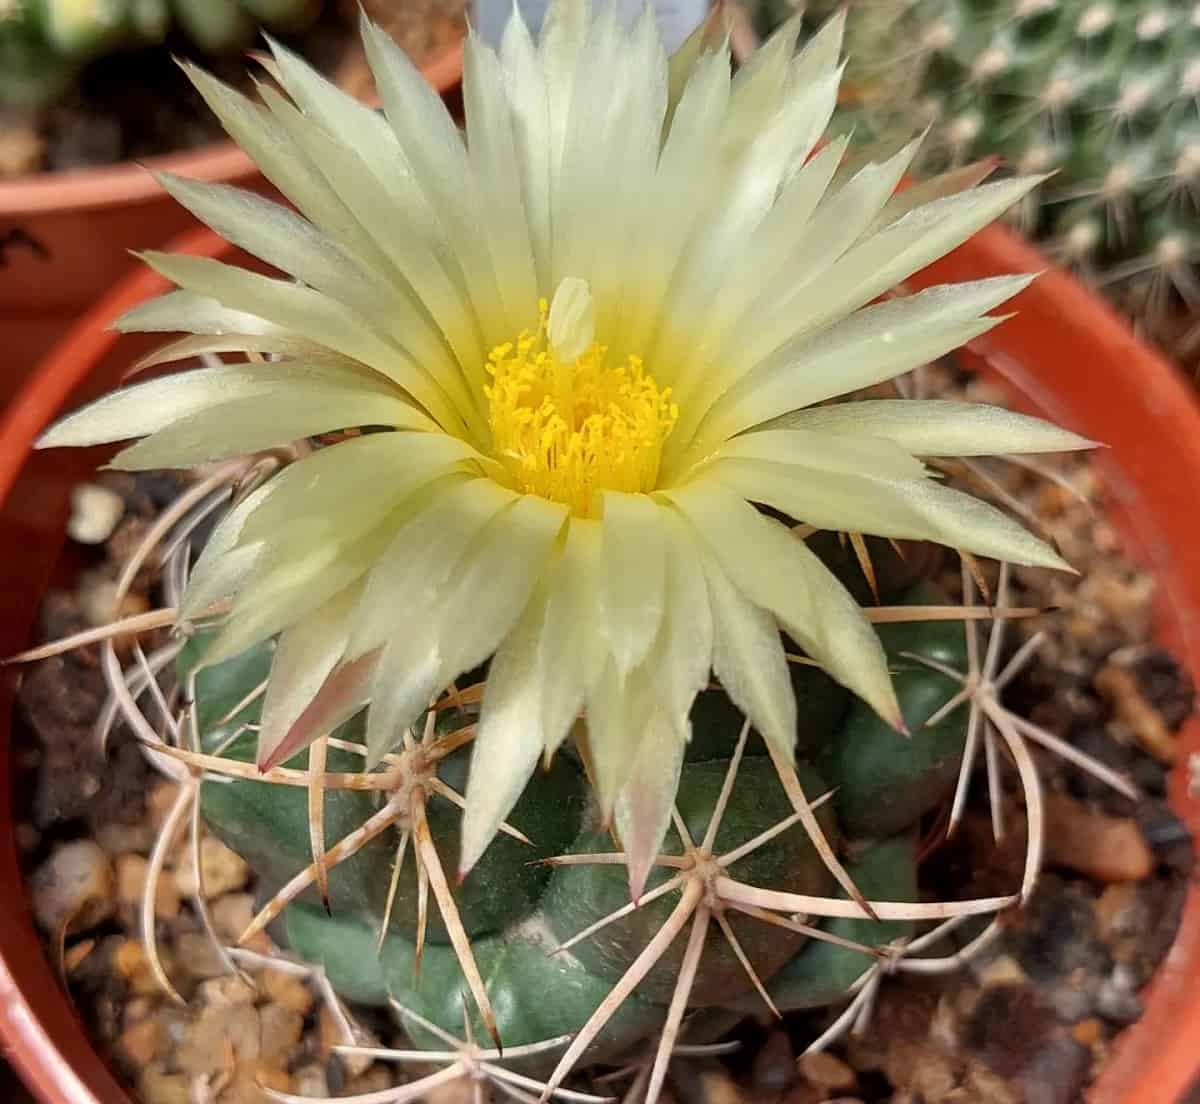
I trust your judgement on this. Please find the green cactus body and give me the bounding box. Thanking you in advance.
[188,554,972,1065]
[0,0,320,107]
[782,0,1200,301]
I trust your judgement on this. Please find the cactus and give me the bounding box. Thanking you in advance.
[0,0,319,107]
[181,548,963,1083]
[22,4,1132,1097]
[770,0,1200,341]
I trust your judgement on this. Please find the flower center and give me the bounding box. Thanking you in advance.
[484,278,678,518]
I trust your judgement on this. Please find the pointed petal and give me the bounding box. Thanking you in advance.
[600,492,667,675]
[256,583,361,768]
[614,708,685,901]
[775,400,1096,456]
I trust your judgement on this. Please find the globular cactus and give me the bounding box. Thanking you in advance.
[182,543,964,1084]
[0,0,320,107]
[772,0,1200,335]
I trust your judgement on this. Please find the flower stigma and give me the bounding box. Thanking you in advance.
[485,278,679,517]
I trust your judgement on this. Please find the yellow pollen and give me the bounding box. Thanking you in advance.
[484,298,679,518]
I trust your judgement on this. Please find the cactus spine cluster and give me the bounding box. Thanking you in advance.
[0,0,320,107]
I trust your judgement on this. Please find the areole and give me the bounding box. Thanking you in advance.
[0,221,1198,1103]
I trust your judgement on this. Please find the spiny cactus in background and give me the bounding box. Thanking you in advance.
[762,0,1200,342]
[0,0,320,107]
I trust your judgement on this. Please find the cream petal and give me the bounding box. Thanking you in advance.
[256,582,361,768]
[107,393,433,471]
[773,400,1096,456]
[463,32,541,334]
[38,360,394,449]
[694,548,796,757]
[138,251,466,434]
[115,289,279,338]
[711,458,1072,571]
[710,428,926,481]
[181,481,275,619]
[614,707,685,901]
[666,479,901,731]
[681,275,1032,461]
[731,175,1046,372]
[600,491,667,675]
[656,508,714,727]
[458,577,554,876]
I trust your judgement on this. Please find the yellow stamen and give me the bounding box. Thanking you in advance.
[484,280,678,518]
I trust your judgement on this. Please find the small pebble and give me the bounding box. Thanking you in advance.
[1095,663,1178,764]
[138,1061,191,1104]
[114,938,173,996]
[174,836,249,898]
[262,967,316,1016]
[67,483,126,546]
[259,1004,305,1066]
[797,1050,857,1092]
[118,1017,164,1066]
[290,1064,331,1099]
[115,853,180,919]
[1071,1018,1103,1047]
[1043,793,1155,882]
[176,932,227,980]
[31,840,115,935]
[342,1067,394,1096]
[211,893,256,942]
[696,1069,739,1104]
[1095,965,1144,1026]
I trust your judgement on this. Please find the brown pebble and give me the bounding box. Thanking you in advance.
[178,1003,259,1076]
[290,1064,331,1098]
[148,782,182,828]
[118,1017,163,1065]
[1093,883,1141,940]
[63,940,96,974]
[1044,793,1155,882]
[176,932,227,980]
[211,894,256,942]
[1095,664,1177,764]
[262,968,315,1016]
[798,1050,857,1092]
[114,939,173,996]
[319,1005,375,1077]
[31,841,115,935]
[174,836,249,899]
[259,1004,304,1066]
[116,854,180,919]
[197,975,257,1008]
[1071,1018,1103,1047]
[343,1067,394,1095]
[697,1069,740,1104]
[138,1061,191,1104]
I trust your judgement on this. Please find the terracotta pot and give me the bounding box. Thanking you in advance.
[1,223,1199,1103]
[0,38,464,411]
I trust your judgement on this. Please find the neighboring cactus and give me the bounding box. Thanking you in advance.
[0,0,320,107]
[770,0,1200,336]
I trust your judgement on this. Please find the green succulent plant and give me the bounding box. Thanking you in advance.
[762,0,1200,334]
[0,0,320,107]
[181,549,963,1092]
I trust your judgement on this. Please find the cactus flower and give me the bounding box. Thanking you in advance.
[38,2,1091,883]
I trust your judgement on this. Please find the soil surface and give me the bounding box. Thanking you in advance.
[0,0,466,179]
[9,354,1198,1104]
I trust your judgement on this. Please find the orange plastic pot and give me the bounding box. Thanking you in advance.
[1,223,1199,1103]
[0,38,464,411]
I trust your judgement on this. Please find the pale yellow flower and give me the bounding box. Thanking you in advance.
[40,3,1088,881]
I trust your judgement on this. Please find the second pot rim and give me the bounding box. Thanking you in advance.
[0,37,464,217]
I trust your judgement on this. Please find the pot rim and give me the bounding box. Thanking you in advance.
[2,222,1199,1104]
[0,38,464,217]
